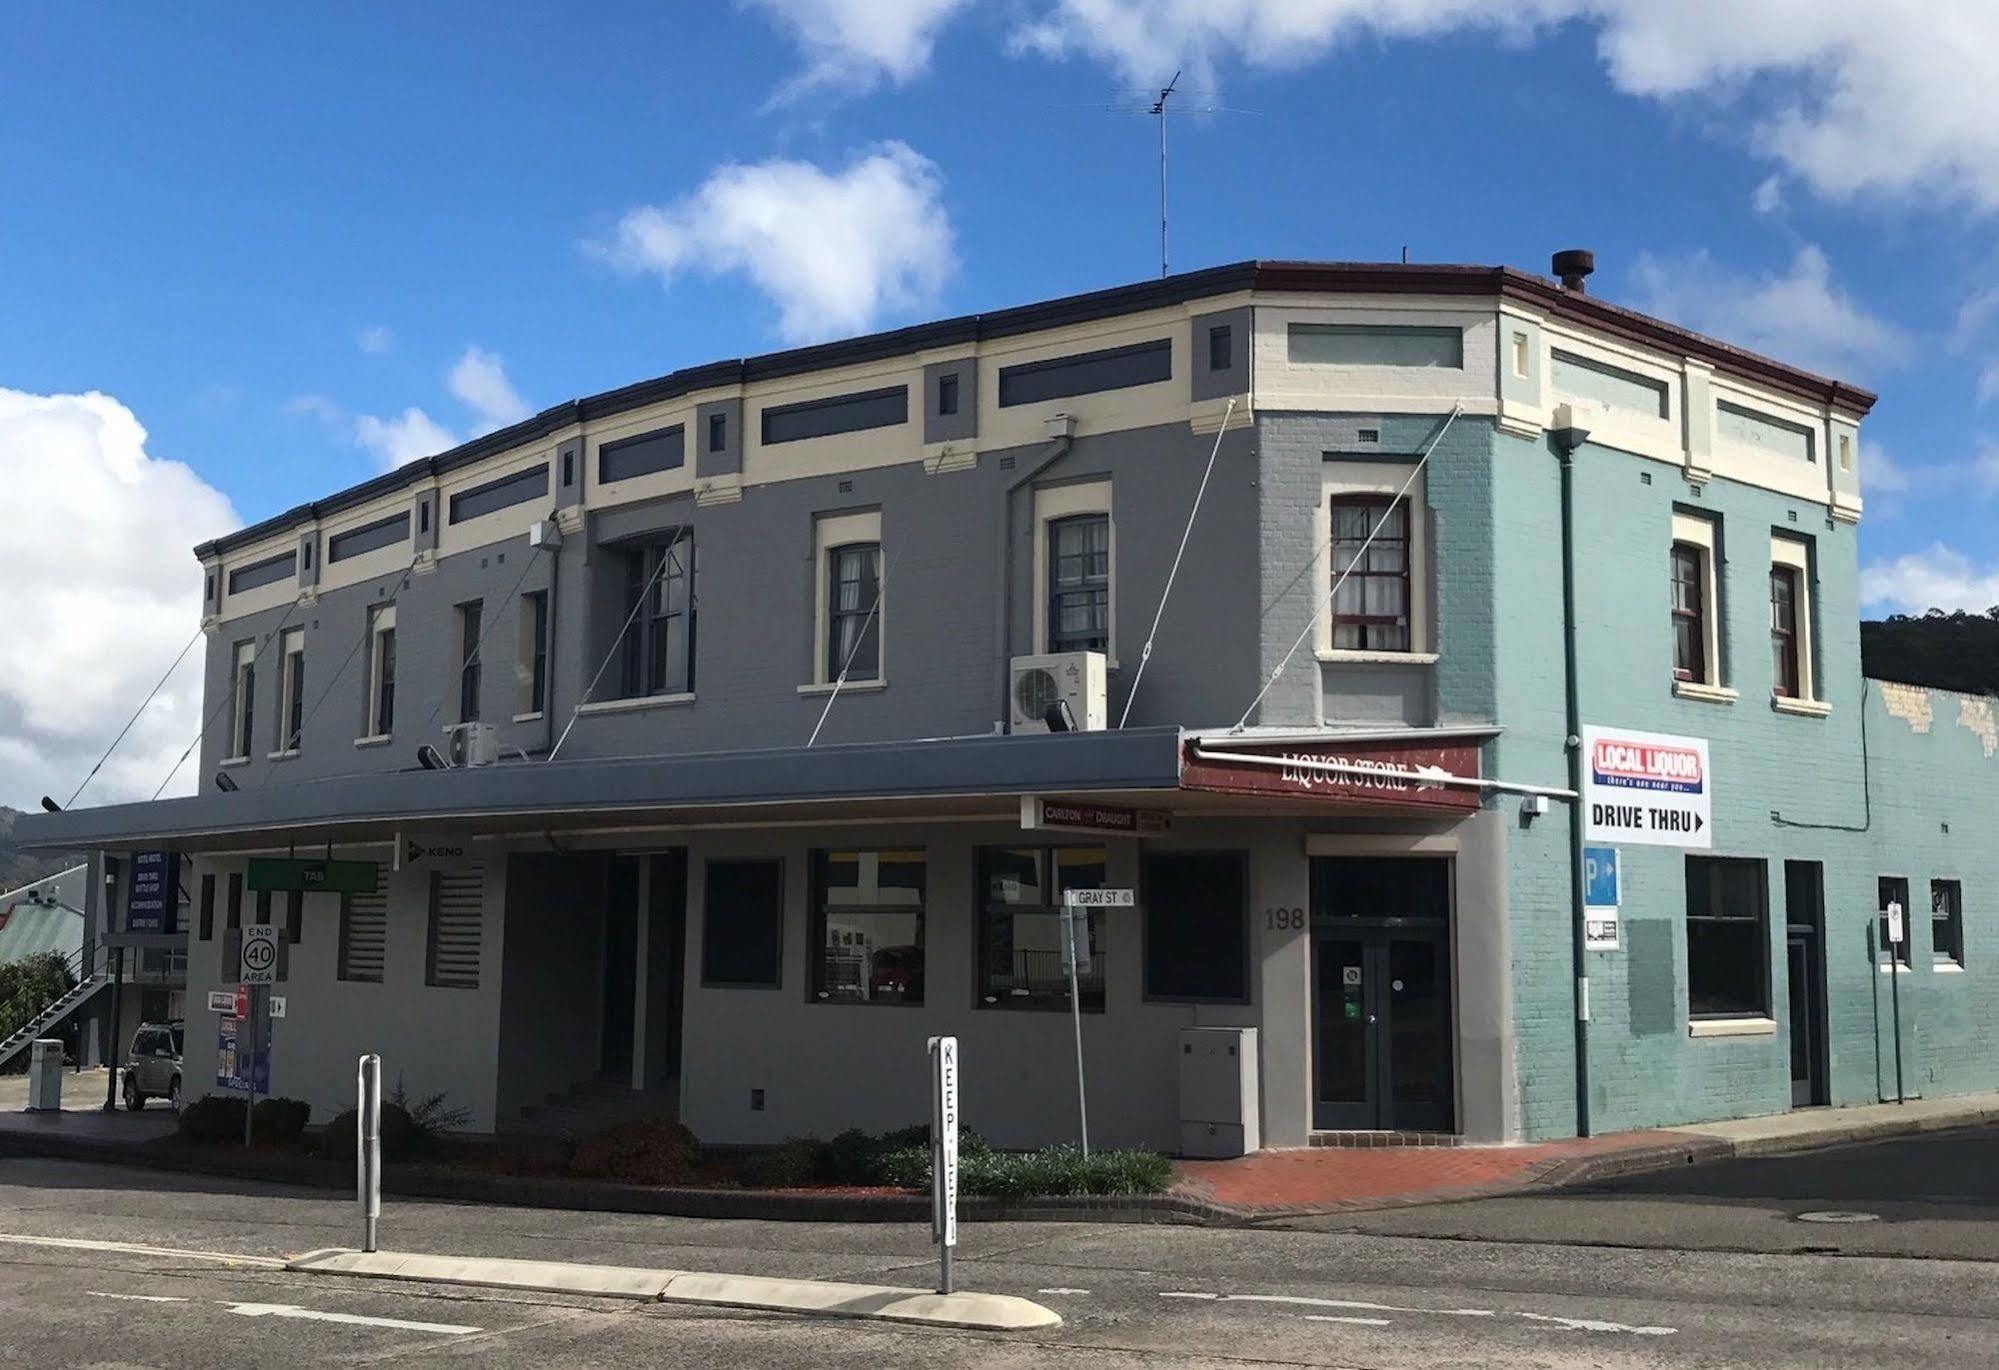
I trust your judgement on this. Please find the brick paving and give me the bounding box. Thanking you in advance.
[1174,1129,1698,1216]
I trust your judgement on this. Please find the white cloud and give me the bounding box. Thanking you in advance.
[1629,244,1910,380]
[1750,175,1784,215]
[743,0,970,97]
[354,407,455,470]
[1010,1,1999,210]
[447,345,530,433]
[1980,360,1999,406]
[1862,441,1912,497]
[0,388,238,808]
[1861,543,1999,615]
[357,325,394,355]
[591,142,957,344]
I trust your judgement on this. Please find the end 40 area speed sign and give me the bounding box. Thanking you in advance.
[240,924,280,985]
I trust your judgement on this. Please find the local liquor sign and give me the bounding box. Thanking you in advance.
[1581,725,1712,849]
[1181,737,1482,813]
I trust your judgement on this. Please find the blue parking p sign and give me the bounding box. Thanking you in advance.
[1584,846,1620,909]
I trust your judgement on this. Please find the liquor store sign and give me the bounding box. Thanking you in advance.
[1581,725,1712,849]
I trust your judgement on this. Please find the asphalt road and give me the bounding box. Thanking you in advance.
[0,1131,1995,1368]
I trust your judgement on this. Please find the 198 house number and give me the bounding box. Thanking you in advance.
[1265,906,1306,931]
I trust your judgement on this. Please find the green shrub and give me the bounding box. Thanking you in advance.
[821,1128,880,1185]
[176,1094,247,1145]
[742,1136,827,1188]
[569,1116,700,1186]
[250,1097,310,1143]
[0,952,75,1045]
[878,1144,1172,1198]
[389,1077,471,1144]
[320,1102,419,1163]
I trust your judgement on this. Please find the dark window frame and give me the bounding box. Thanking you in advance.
[279,631,305,752]
[370,610,396,737]
[619,535,696,699]
[1671,541,1708,683]
[198,873,215,942]
[1932,879,1965,968]
[598,424,686,484]
[699,858,786,989]
[326,512,410,563]
[760,385,908,446]
[997,338,1173,408]
[808,849,927,1007]
[825,541,882,682]
[1207,324,1232,372]
[1685,856,1771,1020]
[447,463,548,525]
[520,591,549,716]
[457,601,483,723]
[1769,563,1801,698]
[707,412,727,453]
[1047,513,1111,654]
[974,845,1109,1013]
[1140,850,1251,1004]
[1329,495,1412,652]
[232,647,257,760]
[937,372,960,416]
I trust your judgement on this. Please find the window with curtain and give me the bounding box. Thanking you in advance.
[1329,496,1410,651]
[1047,514,1110,653]
[825,542,881,681]
[621,535,696,698]
[1671,543,1708,682]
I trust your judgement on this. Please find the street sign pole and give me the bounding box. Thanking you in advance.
[358,1054,382,1252]
[927,1037,958,1294]
[1888,902,1906,1105]
[1062,894,1090,1161]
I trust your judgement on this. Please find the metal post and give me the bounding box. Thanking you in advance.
[928,1037,957,1295]
[1888,907,1905,1105]
[1555,439,1592,1138]
[1064,899,1090,1160]
[101,947,124,1111]
[243,986,257,1147]
[358,1054,382,1252]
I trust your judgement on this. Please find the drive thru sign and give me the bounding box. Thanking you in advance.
[1581,725,1712,849]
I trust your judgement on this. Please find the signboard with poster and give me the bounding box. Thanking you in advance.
[125,851,180,934]
[1581,726,1712,849]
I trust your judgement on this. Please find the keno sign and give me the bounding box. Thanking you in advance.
[1581,725,1712,849]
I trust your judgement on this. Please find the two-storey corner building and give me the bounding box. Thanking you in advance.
[18,257,1998,1152]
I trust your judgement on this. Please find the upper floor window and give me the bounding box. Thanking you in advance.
[1330,496,1411,652]
[1048,515,1110,654]
[229,640,256,761]
[1932,879,1964,969]
[1669,512,1722,691]
[276,628,305,754]
[456,601,483,723]
[1769,535,1819,708]
[810,849,926,1005]
[1207,324,1233,372]
[517,591,548,717]
[621,536,696,698]
[826,543,882,681]
[937,372,960,416]
[366,604,396,738]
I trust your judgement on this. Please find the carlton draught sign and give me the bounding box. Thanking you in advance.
[1581,725,1712,849]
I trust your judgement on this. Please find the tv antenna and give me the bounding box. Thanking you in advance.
[1076,75,1254,278]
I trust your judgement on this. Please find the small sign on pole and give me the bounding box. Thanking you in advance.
[927,1036,959,1294]
[1583,845,1621,952]
[1060,888,1132,1160]
[1887,901,1905,948]
[240,925,279,985]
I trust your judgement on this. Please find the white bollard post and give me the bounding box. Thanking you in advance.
[357,1054,381,1253]
[928,1036,959,1295]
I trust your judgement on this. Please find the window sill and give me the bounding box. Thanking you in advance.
[1771,696,1832,718]
[353,734,392,750]
[575,693,696,716]
[1934,961,1966,974]
[1878,961,1914,974]
[219,756,250,768]
[1672,680,1739,705]
[797,679,887,697]
[265,749,300,762]
[1316,650,1440,666]
[1688,1016,1778,1039]
[512,710,544,724]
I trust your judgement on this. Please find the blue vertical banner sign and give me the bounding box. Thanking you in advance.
[126,851,180,934]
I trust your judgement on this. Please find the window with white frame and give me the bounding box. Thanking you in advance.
[276,628,305,754]
[229,640,257,761]
[365,603,396,737]
[1670,512,1722,690]
[1318,464,1428,657]
[812,510,883,685]
[1033,481,1113,658]
[1770,535,1817,704]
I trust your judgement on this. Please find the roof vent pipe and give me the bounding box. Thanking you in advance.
[1552,249,1595,294]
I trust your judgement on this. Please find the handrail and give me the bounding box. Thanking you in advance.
[0,943,110,1046]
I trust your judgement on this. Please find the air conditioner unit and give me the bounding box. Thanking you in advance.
[443,722,499,767]
[1009,652,1107,734]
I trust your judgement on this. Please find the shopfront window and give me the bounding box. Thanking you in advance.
[976,846,1107,1011]
[809,850,925,1005]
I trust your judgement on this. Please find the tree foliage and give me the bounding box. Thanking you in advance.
[1861,609,1999,697]
[0,951,77,1042]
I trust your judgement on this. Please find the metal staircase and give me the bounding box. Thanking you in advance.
[0,945,111,1070]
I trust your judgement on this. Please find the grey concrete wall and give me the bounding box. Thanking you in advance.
[177,849,507,1132]
[198,421,1268,787]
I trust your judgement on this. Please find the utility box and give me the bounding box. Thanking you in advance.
[26,1040,63,1111]
[1178,1026,1259,1158]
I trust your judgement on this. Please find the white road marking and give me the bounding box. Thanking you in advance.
[1305,1315,1393,1327]
[1038,1288,1092,1296]
[222,1302,481,1336]
[88,1292,191,1303]
[0,1232,284,1268]
[1161,1290,1674,1337]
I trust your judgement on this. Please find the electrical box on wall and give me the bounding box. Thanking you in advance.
[1009,652,1108,734]
[1179,1026,1260,1158]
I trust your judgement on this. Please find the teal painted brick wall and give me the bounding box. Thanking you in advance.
[1492,431,1999,1139]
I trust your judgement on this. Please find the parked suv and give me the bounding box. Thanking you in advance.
[122,1021,183,1111]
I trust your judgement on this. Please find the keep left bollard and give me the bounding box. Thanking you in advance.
[357,1054,381,1253]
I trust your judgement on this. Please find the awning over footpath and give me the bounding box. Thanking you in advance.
[12,726,1498,854]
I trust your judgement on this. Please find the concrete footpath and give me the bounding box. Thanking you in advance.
[2,1088,1993,1224]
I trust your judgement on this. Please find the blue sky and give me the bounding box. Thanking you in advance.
[2,2,1995,805]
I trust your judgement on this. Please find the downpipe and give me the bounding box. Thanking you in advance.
[993,424,1075,723]
[1554,426,1592,1138]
